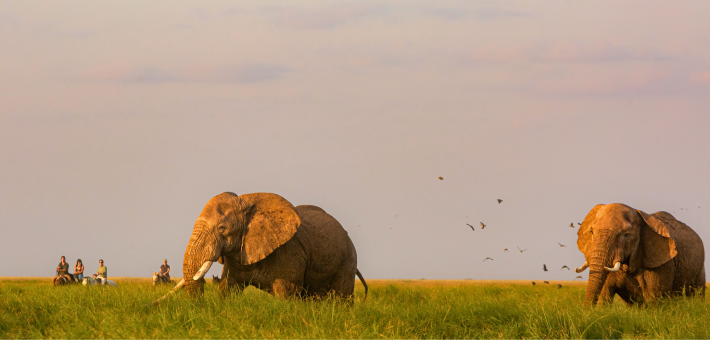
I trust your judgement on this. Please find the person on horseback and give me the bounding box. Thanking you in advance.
[92,259,108,285]
[74,259,84,282]
[55,256,73,284]
[157,259,170,283]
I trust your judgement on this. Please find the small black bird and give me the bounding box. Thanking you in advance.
[504,248,509,253]
[543,264,548,271]
[497,199,503,204]
[517,247,527,253]
[438,177,443,180]
[466,223,475,231]
[561,265,570,270]
[544,281,549,284]
[531,281,536,285]
[557,284,562,289]
[480,222,486,229]
[576,276,583,280]
[483,257,494,262]
[569,223,575,228]
[577,222,582,226]
[557,242,566,247]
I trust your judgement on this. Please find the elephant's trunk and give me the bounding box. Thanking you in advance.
[183,222,222,297]
[584,231,615,306]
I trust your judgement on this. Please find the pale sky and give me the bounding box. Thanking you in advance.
[1,1,709,281]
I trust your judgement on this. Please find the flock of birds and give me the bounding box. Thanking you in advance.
[386,177,701,285]
[466,196,582,284]
[437,176,584,285]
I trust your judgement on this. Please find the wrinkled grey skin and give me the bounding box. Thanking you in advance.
[578,203,705,306]
[182,192,367,300]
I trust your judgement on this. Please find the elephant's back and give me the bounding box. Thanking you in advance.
[293,205,356,282]
[293,205,354,253]
[654,212,705,287]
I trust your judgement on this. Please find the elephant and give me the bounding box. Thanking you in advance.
[575,203,705,306]
[154,192,367,303]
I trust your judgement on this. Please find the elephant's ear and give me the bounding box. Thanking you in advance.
[577,204,605,257]
[238,193,301,265]
[632,210,677,269]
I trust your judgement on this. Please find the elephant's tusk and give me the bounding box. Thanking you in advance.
[148,279,185,305]
[193,261,213,280]
[575,261,589,273]
[604,261,621,272]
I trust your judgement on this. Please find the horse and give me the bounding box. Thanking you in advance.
[82,277,118,287]
[152,272,173,286]
[53,274,74,286]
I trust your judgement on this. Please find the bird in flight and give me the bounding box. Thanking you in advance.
[480,222,486,229]
[542,264,548,271]
[576,276,583,280]
[483,257,494,262]
[394,215,398,218]
[561,265,570,270]
[543,281,549,284]
[504,248,509,253]
[569,223,575,228]
[517,247,527,253]
[466,223,475,231]
[578,222,582,226]
[438,177,443,180]
[557,242,566,247]
[497,199,503,204]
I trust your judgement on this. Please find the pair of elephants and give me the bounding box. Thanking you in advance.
[155,192,705,307]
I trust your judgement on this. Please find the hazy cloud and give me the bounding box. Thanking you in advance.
[0,14,94,39]
[81,64,289,84]
[689,71,710,84]
[526,65,683,97]
[267,3,384,30]
[461,43,671,64]
[528,43,671,63]
[426,6,528,20]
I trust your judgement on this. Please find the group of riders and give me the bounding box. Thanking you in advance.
[54,256,171,286]
[54,256,107,285]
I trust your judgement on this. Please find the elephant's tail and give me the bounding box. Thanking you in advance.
[356,269,368,301]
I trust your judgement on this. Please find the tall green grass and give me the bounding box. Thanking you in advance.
[1,280,709,339]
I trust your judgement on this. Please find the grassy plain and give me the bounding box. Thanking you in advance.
[1,278,709,339]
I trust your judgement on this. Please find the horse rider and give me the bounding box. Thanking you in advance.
[56,256,73,283]
[157,259,171,283]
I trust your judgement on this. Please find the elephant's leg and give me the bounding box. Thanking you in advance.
[217,268,247,298]
[597,281,616,304]
[642,262,674,301]
[272,279,302,299]
[327,264,357,300]
[615,289,634,306]
[694,267,706,298]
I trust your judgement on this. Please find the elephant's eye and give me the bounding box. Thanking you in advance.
[218,225,226,233]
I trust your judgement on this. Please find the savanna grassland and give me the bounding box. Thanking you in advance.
[1,278,709,339]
